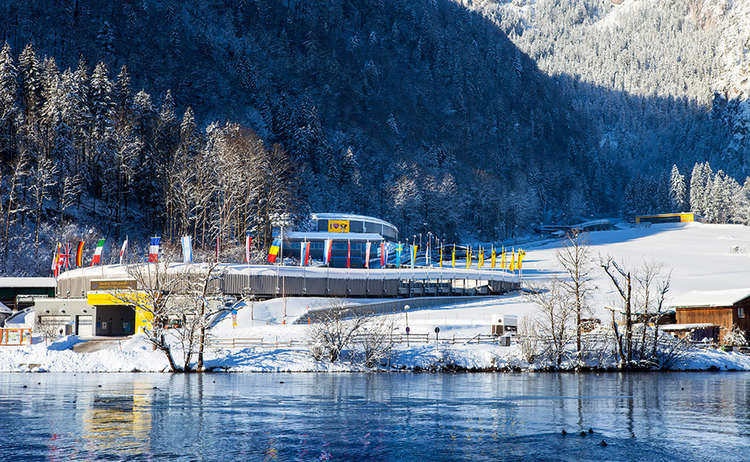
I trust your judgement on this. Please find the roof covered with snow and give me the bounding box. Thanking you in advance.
[669,289,750,308]
[0,277,56,288]
[310,213,396,229]
[661,323,719,331]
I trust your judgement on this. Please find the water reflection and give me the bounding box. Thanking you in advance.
[0,372,748,461]
[82,381,153,455]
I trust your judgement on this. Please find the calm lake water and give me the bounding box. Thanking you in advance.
[0,372,748,461]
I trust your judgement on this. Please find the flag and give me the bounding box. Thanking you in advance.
[501,248,506,270]
[478,247,484,269]
[245,233,252,263]
[304,241,311,266]
[510,249,515,272]
[60,243,72,270]
[119,238,128,264]
[324,239,332,265]
[426,243,430,267]
[51,243,59,272]
[52,243,61,277]
[365,241,371,269]
[347,240,351,268]
[75,241,85,267]
[267,238,281,263]
[181,236,192,263]
[452,244,456,268]
[440,245,443,268]
[410,244,417,269]
[517,249,526,270]
[466,246,472,269]
[299,241,306,266]
[396,243,403,268]
[491,247,496,269]
[380,242,385,267]
[91,239,106,266]
[148,237,160,263]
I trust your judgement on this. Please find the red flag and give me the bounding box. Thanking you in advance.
[365,241,371,269]
[347,240,351,268]
[304,241,310,266]
[380,242,385,267]
[245,234,252,263]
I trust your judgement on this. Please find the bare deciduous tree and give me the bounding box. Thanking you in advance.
[556,230,592,358]
[601,256,633,367]
[527,279,574,368]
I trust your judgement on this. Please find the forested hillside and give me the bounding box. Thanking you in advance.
[0,0,747,275]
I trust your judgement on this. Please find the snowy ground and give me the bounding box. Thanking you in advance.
[5,221,750,373]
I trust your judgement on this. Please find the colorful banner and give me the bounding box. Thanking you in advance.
[267,238,281,263]
[181,236,192,263]
[396,243,403,268]
[365,241,371,269]
[380,242,386,267]
[410,245,417,269]
[327,220,350,233]
[304,241,310,265]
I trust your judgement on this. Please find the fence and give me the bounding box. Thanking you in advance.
[0,328,32,346]
[209,333,508,350]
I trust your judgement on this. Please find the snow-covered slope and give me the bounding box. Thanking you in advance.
[525,222,750,313]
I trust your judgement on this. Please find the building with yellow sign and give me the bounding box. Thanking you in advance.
[281,213,399,268]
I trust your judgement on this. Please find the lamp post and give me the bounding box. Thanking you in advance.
[404,304,411,347]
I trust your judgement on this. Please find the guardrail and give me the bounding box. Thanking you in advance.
[0,328,32,346]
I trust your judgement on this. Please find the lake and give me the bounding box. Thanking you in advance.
[0,372,747,461]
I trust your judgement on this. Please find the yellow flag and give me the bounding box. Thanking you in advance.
[501,248,506,269]
[478,247,484,269]
[466,247,472,269]
[509,249,515,272]
[518,249,526,270]
[439,245,443,268]
[491,247,496,269]
[452,244,456,268]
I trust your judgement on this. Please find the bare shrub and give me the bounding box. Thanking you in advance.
[307,303,369,363]
[517,314,539,364]
[355,316,395,368]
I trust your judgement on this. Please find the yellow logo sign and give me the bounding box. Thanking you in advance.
[327,220,350,233]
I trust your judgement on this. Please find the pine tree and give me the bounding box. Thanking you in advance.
[19,43,42,124]
[0,42,19,158]
[669,164,687,211]
[89,61,114,141]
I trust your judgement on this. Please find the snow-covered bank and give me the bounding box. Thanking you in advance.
[2,334,749,373]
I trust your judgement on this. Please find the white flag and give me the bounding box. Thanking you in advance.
[365,241,371,269]
[181,236,192,263]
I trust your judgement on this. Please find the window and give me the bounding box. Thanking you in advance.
[739,307,745,319]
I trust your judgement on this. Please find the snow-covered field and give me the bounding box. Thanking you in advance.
[5,222,750,373]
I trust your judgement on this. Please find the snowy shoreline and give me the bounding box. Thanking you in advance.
[2,334,748,374]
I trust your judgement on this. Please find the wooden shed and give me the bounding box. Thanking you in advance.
[669,289,750,345]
